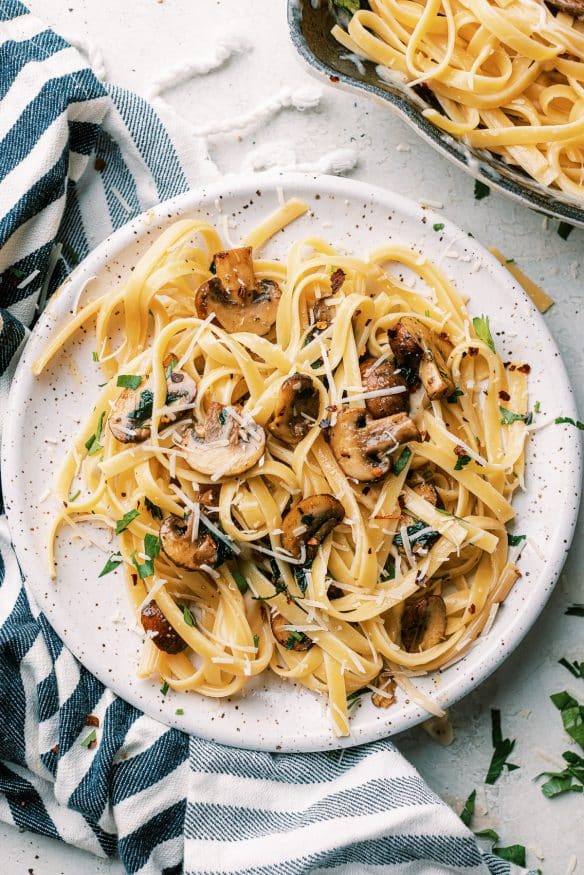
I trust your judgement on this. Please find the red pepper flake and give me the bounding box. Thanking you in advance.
[330,267,345,293]
[51,744,59,754]
[469,603,476,615]
[517,363,531,374]
[85,714,100,727]
[330,75,340,83]
[94,156,106,172]
[468,347,479,357]
[454,444,467,457]
[499,390,511,401]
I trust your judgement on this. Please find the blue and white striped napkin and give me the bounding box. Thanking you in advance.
[0,3,535,873]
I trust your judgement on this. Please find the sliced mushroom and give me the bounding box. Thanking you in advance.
[267,374,320,445]
[389,317,454,400]
[181,402,265,477]
[330,267,345,294]
[271,613,313,651]
[281,494,345,560]
[412,480,441,507]
[545,0,584,16]
[330,408,419,482]
[359,357,409,419]
[401,595,447,652]
[141,601,187,653]
[197,484,221,521]
[109,357,196,444]
[195,247,281,336]
[370,669,396,709]
[160,513,222,570]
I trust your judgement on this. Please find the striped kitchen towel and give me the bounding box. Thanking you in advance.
[0,3,535,874]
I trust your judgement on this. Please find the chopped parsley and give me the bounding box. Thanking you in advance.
[558,657,584,679]
[116,374,142,390]
[285,630,307,649]
[555,416,584,430]
[175,708,184,715]
[80,729,97,748]
[459,789,476,826]
[537,749,584,798]
[447,387,464,403]
[475,828,499,842]
[144,497,163,520]
[68,489,81,503]
[164,356,178,379]
[499,406,532,426]
[454,454,471,471]
[85,411,106,456]
[394,520,440,550]
[233,569,249,595]
[566,604,584,617]
[505,257,515,264]
[115,509,140,534]
[485,709,519,784]
[557,221,574,241]
[98,552,123,578]
[92,351,99,362]
[127,389,154,422]
[333,0,360,11]
[533,400,541,414]
[474,180,490,200]
[381,556,395,582]
[472,315,495,352]
[253,634,259,649]
[160,681,170,696]
[433,222,445,232]
[492,845,526,867]
[393,446,412,475]
[131,533,161,579]
[551,690,584,749]
[507,533,526,547]
[181,605,194,627]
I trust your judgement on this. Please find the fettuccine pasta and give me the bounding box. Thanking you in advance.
[332,0,584,202]
[34,201,530,737]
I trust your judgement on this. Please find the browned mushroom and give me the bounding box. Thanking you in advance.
[359,357,409,419]
[330,408,419,482]
[109,359,196,444]
[195,247,281,336]
[412,481,441,507]
[389,317,454,400]
[370,669,397,709]
[401,595,447,652]
[160,513,220,570]
[545,0,584,16]
[141,601,187,653]
[267,374,320,445]
[181,402,265,477]
[271,613,313,651]
[281,494,345,560]
[197,484,221,521]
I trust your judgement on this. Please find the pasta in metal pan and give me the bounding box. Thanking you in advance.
[332,0,584,202]
[34,201,530,737]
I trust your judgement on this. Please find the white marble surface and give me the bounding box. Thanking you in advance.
[3,1,583,872]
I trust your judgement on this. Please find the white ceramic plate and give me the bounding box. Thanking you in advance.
[3,173,581,752]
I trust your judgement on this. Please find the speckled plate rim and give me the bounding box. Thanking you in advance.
[287,0,584,229]
[3,171,582,751]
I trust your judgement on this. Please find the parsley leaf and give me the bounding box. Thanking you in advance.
[507,533,526,547]
[474,180,490,200]
[164,356,178,379]
[533,400,541,414]
[492,845,526,867]
[499,406,532,426]
[459,789,476,826]
[144,497,163,520]
[131,534,161,579]
[333,0,360,11]
[566,604,584,617]
[393,446,412,475]
[92,351,99,362]
[555,416,584,430]
[433,222,445,232]
[116,374,142,390]
[485,709,519,784]
[175,708,184,715]
[80,729,97,748]
[447,387,464,403]
[559,658,584,679]
[472,315,495,352]
[253,634,259,649]
[551,691,584,749]
[127,389,154,422]
[115,509,140,534]
[160,681,169,696]
[68,489,81,503]
[557,221,574,241]
[181,605,194,627]
[454,454,471,471]
[233,569,249,595]
[98,552,123,578]
[85,411,106,456]
[474,828,499,842]
[347,687,369,710]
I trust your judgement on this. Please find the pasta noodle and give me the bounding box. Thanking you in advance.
[332,0,584,202]
[34,201,529,736]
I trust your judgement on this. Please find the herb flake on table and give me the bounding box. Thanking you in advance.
[557,221,574,240]
[433,222,445,232]
[507,533,526,547]
[85,411,106,456]
[98,552,123,578]
[115,509,140,534]
[551,690,584,748]
[472,315,495,352]
[566,604,584,617]
[80,729,97,748]
[485,708,519,784]
[474,180,490,200]
[459,789,476,826]
[116,374,142,390]
[492,845,526,867]
[558,658,584,679]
